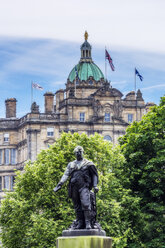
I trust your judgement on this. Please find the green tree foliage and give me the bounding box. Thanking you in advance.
[119,97,165,248]
[0,132,140,248]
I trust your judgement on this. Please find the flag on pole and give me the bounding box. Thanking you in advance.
[105,49,115,71]
[74,66,79,80]
[135,68,143,81]
[32,82,43,90]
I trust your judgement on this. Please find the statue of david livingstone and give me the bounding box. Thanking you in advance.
[53,146,99,230]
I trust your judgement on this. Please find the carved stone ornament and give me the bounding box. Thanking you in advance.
[113,100,123,118]
[31,102,39,113]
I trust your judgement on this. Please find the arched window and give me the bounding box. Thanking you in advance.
[89,80,93,85]
[104,135,112,142]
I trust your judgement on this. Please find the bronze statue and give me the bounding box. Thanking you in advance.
[84,31,89,41]
[54,146,99,230]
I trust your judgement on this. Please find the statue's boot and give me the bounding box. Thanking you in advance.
[75,211,84,229]
[84,210,92,229]
[75,220,84,229]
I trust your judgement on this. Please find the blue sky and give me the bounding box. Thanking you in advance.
[0,0,164,118]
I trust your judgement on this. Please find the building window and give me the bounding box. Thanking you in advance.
[4,133,9,142]
[11,148,16,165]
[104,135,112,142]
[4,176,10,190]
[0,150,2,165]
[128,114,133,123]
[47,127,54,137]
[105,113,110,122]
[4,149,10,165]
[89,80,93,85]
[80,112,85,122]
[11,176,15,191]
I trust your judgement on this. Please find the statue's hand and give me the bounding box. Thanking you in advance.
[94,186,99,193]
[53,182,62,193]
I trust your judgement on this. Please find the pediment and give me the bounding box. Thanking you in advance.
[92,87,123,98]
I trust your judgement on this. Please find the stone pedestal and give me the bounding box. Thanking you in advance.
[57,236,112,248]
[62,229,106,237]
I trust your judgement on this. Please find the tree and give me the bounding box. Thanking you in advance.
[0,132,139,248]
[119,96,165,248]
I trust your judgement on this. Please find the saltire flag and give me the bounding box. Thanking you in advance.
[105,49,115,71]
[74,66,79,80]
[135,68,143,81]
[32,82,43,90]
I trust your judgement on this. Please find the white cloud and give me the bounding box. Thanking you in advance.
[0,0,165,53]
[0,39,79,82]
[0,35,164,114]
[141,84,165,91]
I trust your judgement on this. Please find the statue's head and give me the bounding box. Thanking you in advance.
[74,146,84,160]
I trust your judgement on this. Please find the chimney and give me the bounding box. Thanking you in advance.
[5,98,17,118]
[55,89,64,112]
[44,92,54,114]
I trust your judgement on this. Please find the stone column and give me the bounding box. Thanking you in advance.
[26,129,40,162]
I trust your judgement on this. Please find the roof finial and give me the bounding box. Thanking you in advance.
[84,31,88,41]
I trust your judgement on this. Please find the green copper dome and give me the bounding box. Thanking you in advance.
[68,62,104,82]
[68,32,104,82]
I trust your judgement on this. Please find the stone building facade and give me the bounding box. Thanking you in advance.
[0,33,154,198]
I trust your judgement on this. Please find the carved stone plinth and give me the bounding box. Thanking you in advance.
[62,229,106,237]
[57,236,112,248]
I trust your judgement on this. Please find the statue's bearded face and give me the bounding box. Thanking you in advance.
[75,149,83,160]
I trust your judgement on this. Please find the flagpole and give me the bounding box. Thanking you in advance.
[75,80,76,98]
[134,68,136,93]
[134,69,138,121]
[31,81,33,106]
[105,47,107,81]
[74,67,77,98]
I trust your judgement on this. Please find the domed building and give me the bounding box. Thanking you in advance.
[68,34,104,82]
[54,32,149,143]
[0,32,154,198]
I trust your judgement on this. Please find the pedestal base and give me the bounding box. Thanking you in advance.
[62,229,106,237]
[57,236,112,248]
